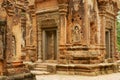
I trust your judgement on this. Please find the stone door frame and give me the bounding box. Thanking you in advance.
[42,28,58,62]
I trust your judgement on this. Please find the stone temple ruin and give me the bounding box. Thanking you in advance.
[0,0,120,78]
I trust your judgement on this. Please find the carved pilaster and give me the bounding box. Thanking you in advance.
[98,0,108,47]
[114,18,118,59]
[83,0,90,45]
[59,4,68,45]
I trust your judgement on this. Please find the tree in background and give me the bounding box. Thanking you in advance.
[117,11,120,51]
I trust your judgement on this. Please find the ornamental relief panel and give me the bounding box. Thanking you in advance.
[67,0,84,44]
[98,1,117,14]
[106,3,114,13]
[105,18,115,29]
[37,12,59,29]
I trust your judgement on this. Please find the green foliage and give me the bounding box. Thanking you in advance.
[117,12,120,51]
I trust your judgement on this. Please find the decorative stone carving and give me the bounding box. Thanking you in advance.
[106,18,114,29]
[73,0,80,11]
[37,11,59,61]
[72,24,81,43]
[67,0,83,44]
[5,34,15,62]
[21,12,26,48]
[26,13,33,45]
[21,26,26,48]
[0,0,119,76]
[38,12,59,27]
[41,19,57,28]
[2,0,32,61]
[106,3,114,12]
[30,29,33,45]
[11,36,16,59]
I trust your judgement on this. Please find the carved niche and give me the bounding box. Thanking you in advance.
[72,24,82,43]
[21,11,26,48]
[21,26,26,47]
[11,36,16,58]
[6,35,16,61]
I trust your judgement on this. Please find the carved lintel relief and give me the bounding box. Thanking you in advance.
[98,0,118,15]
[38,12,59,28]
[105,18,114,29]
[41,19,57,28]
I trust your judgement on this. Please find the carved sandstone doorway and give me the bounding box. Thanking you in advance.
[43,29,57,62]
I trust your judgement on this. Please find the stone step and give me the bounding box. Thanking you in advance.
[33,67,47,71]
[30,70,50,75]
[35,64,47,68]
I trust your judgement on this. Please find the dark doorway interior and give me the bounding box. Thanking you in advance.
[105,30,112,58]
[44,29,57,61]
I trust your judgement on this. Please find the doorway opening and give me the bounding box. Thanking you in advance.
[105,30,112,59]
[43,29,57,62]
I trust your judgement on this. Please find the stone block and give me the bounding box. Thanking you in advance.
[47,65,56,74]
[0,73,36,80]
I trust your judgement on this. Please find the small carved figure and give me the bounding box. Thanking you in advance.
[72,25,81,43]
[73,0,80,11]
[21,27,25,47]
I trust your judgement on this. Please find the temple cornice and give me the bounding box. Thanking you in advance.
[35,0,68,4]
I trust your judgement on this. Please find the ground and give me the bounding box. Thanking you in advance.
[36,73,120,80]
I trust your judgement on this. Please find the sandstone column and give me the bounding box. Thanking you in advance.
[114,18,118,60]
[58,3,68,63]
[30,6,37,61]
[37,22,42,62]
[99,11,106,59]
[12,23,22,61]
[25,4,37,62]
